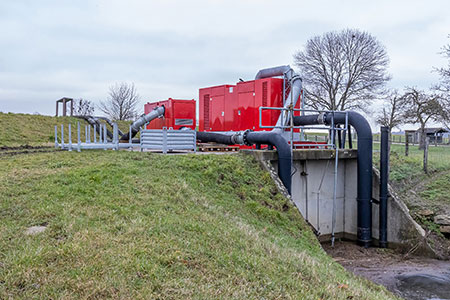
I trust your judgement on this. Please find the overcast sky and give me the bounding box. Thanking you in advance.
[1,0,449,125]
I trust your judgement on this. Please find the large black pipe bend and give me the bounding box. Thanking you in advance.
[196,131,292,194]
[293,111,373,247]
[246,132,292,194]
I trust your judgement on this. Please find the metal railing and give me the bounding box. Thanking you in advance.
[54,123,196,153]
[259,106,349,247]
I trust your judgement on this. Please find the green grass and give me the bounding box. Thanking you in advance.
[372,143,450,183]
[0,151,396,299]
[0,112,132,147]
[376,143,450,234]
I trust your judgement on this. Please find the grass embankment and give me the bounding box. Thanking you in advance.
[0,151,395,299]
[375,143,450,241]
[0,112,131,147]
[382,144,450,209]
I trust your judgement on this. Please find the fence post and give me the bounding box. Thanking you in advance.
[129,125,133,151]
[103,124,107,150]
[61,124,64,149]
[54,125,58,148]
[423,137,429,174]
[111,122,118,150]
[77,121,81,152]
[68,123,72,151]
[405,132,409,157]
[163,128,168,154]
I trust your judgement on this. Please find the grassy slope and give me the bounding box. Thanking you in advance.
[0,112,131,147]
[381,144,450,210]
[0,151,395,299]
[373,143,450,238]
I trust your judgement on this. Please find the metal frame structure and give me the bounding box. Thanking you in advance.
[54,123,196,154]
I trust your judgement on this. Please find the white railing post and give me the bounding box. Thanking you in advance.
[54,125,58,148]
[68,123,72,151]
[77,121,81,152]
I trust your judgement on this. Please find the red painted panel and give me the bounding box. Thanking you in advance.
[144,98,195,130]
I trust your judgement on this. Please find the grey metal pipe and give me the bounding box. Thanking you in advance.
[293,111,373,247]
[96,116,124,136]
[255,65,292,80]
[254,65,303,131]
[120,106,165,141]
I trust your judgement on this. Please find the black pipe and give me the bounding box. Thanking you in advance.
[337,125,343,149]
[196,131,233,144]
[348,125,353,149]
[246,131,292,194]
[379,126,389,248]
[196,131,292,194]
[293,111,373,247]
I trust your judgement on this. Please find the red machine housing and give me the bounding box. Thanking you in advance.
[199,78,301,132]
[144,98,196,130]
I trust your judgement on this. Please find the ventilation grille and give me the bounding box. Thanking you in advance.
[175,119,194,126]
[262,82,268,107]
[204,94,210,129]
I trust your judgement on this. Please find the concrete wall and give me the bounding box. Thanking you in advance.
[244,149,435,255]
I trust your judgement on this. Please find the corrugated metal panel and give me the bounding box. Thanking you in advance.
[140,129,196,153]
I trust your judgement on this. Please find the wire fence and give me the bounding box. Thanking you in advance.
[303,131,450,174]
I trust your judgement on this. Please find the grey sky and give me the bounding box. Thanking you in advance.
[1,0,449,120]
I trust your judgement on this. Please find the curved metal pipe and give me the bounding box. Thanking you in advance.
[255,65,292,80]
[120,106,165,141]
[293,111,373,247]
[254,65,303,131]
[246,131,292,194]
[196,130,292,194]
[76,115,114,139]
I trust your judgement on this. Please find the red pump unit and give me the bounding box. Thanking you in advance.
[144,98,196,130]
[199,78,301,132]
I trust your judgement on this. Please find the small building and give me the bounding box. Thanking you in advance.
[408,127,450,144]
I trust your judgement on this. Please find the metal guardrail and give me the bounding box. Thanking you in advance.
[55,122,134,151]
[258,106,349,149]
[140,128,196,153]
[55,124,197,154]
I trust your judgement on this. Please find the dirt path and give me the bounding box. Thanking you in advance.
[323,241,450,300]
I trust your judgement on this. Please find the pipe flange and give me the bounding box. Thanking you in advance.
[317,112,327,125]
[242,129,252,146]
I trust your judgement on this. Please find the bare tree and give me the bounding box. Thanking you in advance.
[293,28,391,112]
[74,98,95,116]
[402,87,444,149]
[436,37,450,94]
[435,37,450,128]
[376,90,406,134]
[99,82,140,120]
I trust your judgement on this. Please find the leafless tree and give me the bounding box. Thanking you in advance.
[402,87,444,149]
[376,90,407,134]
[436,37,450,94]
[293,28,391,112]
[74,98,95,116]
[99,82,140,120]
[435,37,450,128]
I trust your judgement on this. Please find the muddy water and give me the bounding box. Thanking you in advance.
[323,241,450,300]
